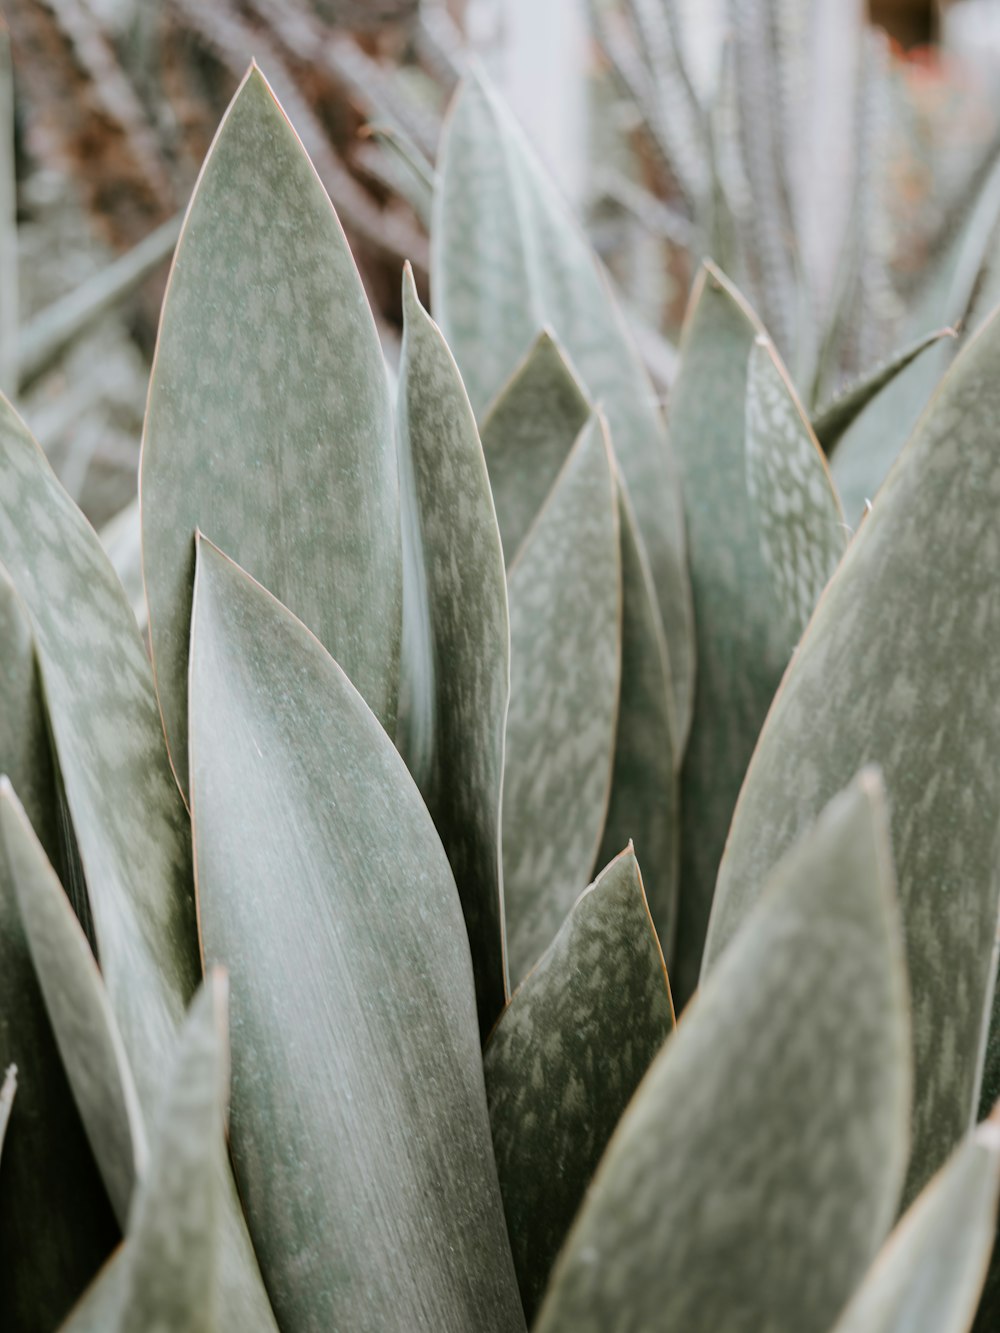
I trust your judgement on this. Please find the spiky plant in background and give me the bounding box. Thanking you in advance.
[4,9,1000,1333]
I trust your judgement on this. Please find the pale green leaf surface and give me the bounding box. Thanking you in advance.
[0,1065,14,1156]
[434,70,693,743]
[705,306,1000,1201]
[2,784,147,1224]
[503,416,621,986]
[0,399,275,1327]
[396,265,510,1037]
[479,330,590,565]
[597,483,679,954]
[831,1117,1000,1333]
[535,772,911,1333]
[100,499,147,632]
[189,538,525,1333]
[142,66,401,795]
[670,264,792,1004]
[59,1252,126,1333]
[485,847,673,1319]
[745,335,847,642]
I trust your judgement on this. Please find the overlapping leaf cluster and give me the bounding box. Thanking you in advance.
[2,36,1000,1333]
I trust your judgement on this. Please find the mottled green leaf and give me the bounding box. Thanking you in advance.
[0,400,275,1327]
[2,784,146,1224]
[142,66,401,795]
[503,416,621,985]
[480,331,591,565]
[705,306,1000,1201]
[535,771,911,1333]
[670,263,791,1004]
[100,499,146,632]
[811,327,955,454]
[485,847,673,1319]
[434,69,693,743]
[189,538,524,1333]
[831,1114,1000,1333]
[395,264,509,1037]
[597,484,679,953]
[0,576,119,1330]
[0,1066,13,1157]
[745,334,847,642]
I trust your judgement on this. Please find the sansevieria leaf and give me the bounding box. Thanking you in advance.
[434,69,694,743]
[831,1111,1000,1333]
[189,538,525,1332]
[0,1065,14,1158]
[395,265,510,1036]
[705,304,1000,1202]
[485,846,674,1319]
[503,415,621,985]
[142,65,401,795]
[535,771,911,1333]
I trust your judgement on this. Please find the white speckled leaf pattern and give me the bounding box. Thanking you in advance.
[535,772,912,1333]
[831,1117,1000,1333]
[0,579,118,1330]
[745,336,847,642]
[479,331,591,565]
[670,264,793,1004]
[2,785,147,1226]
[142,66,401,796]
[705,306,1000,1203]
[396,266,510,1037]
[188,539,525,1333]
[484,847,674,1320]
[503,417,621,986]
[597,484,680,955]
[117,972,229,1333]
[0,399,275,1329]
[434,71,693,744]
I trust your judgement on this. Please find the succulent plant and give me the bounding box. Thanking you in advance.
[2,27,1000,1333]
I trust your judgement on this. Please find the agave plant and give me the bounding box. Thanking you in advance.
[2,40,1000,1333]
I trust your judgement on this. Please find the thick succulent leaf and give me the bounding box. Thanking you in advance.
[597,484,679,953]
[705,306,1000,1201]
[535,772,911,1333]
[485,847,674,1319]
[189,538,525,1333]
[831,1114,1000,1333]
[434,69,693,744]
[117,972,230,1333]
[395,265,509,1037]
[0,1065,13,1156]
[0,578,119,1329]
[142,66,401,795]
[100,499,146,631]
[59,1253,127,1333]
[2,785,146,1224]
[479,330,590,565]
[503,416,621,985]
[669,263,792,1004]
[812,327,955,454]
[745,335,847,642]
[0,401,275,1326]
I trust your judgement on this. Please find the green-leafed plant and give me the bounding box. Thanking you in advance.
[3,25,1000,1333]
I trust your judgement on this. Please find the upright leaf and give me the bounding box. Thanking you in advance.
[396,265,510,1037]
[503,416,621,985]
[434,69,694,743]
[485,847,674,1319]
[705,306,1000,1201]
[142,66,401,795]
[744,335,847,642]
[189,538,525,1333]
[535,772,911,1333]
[0,1066,14,1158]
[831,1114,1000,1333]
[669,263,791,1003]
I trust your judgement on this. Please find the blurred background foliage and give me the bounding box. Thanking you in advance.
[2,0,1000,533]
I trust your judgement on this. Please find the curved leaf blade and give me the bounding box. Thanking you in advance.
[395,267,510,1036]
[142,66,401,795]
[485,846,673,1319]
[189,538,525,1332]
[535,772,911,1333]
[503,416,621,985]
[706,305,1000,1201]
